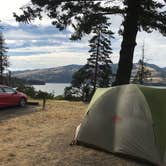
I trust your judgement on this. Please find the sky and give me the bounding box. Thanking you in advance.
[0,0,166,71]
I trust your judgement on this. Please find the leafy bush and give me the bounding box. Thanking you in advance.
[17,85,55,99]
[35,90,54,99]
[54,95,65,100]
[64,86,82,101]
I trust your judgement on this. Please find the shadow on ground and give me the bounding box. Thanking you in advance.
[0,105,38,121]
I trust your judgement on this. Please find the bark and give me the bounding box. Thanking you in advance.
[93,32,100,92]
[140,43,145,84]
[113,0,141,85]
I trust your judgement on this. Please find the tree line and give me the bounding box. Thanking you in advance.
[0,24,9,84]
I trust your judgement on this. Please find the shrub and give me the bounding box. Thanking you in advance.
[17,85,55,99]
[54,95,65,100]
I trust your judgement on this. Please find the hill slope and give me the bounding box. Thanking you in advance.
[12,64,166,85]
[12,65,82,83]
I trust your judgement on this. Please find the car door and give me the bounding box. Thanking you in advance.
[2,87,20,106]
[0,87,7,107]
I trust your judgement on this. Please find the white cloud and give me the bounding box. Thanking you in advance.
[6,27,166,70]
[4,29,70,40]
[8,47,121,71]
[9,52,89,71]
[0,0,29,23]
[4,29,35,40]
[0,0,52,26]
[6,40,17,44]
[9,40,88,53]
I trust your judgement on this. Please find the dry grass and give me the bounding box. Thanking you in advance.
[0,100,149,166]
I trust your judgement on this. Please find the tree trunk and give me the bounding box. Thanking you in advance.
[93,32,100,92]
[113,0,140,86]
[140,42,145,84]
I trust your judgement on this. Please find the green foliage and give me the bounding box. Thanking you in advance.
[35,90,54,99]
[17,85,55,99]
[133,60,152,84]
[54,95,65,100]
[13,1,123,40]
[87,20,113,90]
[64,21,113,102]
[0,31,9,84]
[64,86,83,101]
[14,1,166,39]
[132,43,152,84]
[17,85,35,98]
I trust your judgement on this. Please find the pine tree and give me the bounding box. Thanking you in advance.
[133,42,151,84]
[87,21,113,92]
[133,60,152,84]
[65,20,113,101]
[64,65,92,101]
[71,65,92,101]
[0,31,9,84]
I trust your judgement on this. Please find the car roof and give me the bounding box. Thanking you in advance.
[0,84,9,88]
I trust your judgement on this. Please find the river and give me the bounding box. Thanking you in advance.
[33,83,70,96]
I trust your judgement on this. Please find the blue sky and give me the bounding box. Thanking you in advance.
[0,0,166,71]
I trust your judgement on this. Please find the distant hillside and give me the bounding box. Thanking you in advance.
[12,63,166,85]
[12,65,82,83]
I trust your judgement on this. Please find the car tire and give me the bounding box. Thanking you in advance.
[19,98,26,107]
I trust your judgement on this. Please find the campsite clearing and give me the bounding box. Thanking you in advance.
[0,100,149,166]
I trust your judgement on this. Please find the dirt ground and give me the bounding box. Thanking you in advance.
[0,105,37,121]
[0,101,150,166]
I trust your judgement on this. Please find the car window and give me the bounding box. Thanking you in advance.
[3,87,15,94]
[0,88,4,93]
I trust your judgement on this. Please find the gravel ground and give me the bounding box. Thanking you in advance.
[0,105,37,121]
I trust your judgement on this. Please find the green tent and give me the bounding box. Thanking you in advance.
[75,84,166,165]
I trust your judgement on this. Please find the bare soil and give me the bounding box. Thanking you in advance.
[0,105,37,121]
[0,101,150,166]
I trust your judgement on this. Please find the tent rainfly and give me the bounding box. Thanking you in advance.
[74,84,166,165]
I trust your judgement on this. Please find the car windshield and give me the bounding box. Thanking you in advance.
[0,88,4,93]
[3,87,16,94]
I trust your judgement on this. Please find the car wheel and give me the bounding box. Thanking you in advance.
[19,98,26,107]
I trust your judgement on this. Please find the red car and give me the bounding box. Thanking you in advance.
[0,85,28,108]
